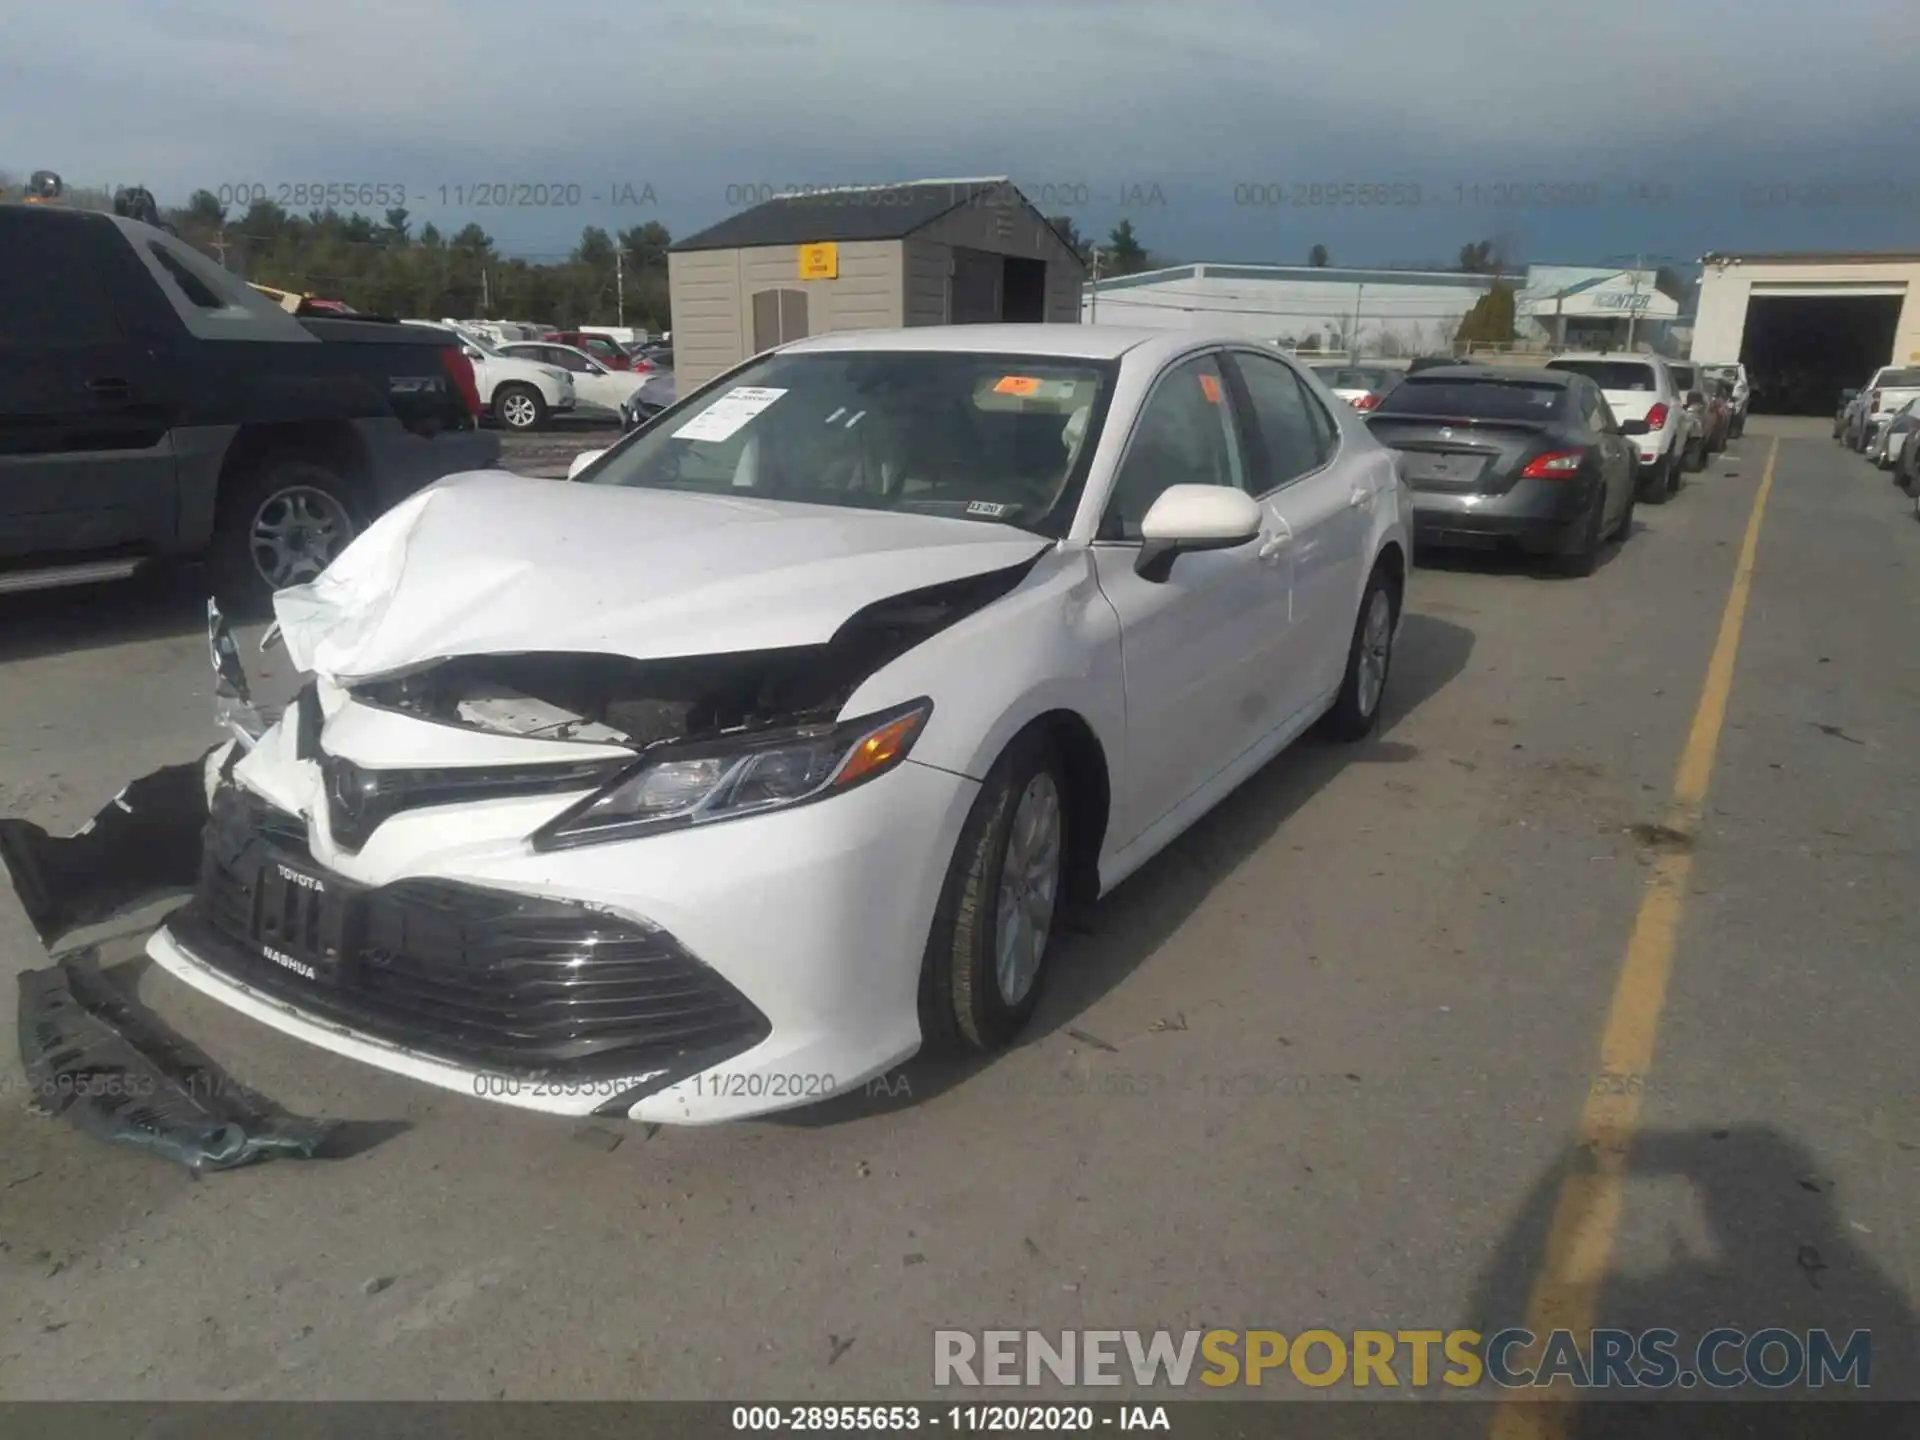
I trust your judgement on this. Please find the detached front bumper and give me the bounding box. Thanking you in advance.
[147,758,979,1124]
[1410,480,1596,556]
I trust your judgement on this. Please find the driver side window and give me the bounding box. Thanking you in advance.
[1100,354,1246,541]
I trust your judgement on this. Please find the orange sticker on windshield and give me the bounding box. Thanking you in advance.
[994,376,1042,396]
[1199,373,1222,403]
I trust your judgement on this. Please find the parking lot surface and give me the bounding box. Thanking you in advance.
[1,417,1915,1402]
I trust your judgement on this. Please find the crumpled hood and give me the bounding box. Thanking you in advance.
[273,471,1050,680]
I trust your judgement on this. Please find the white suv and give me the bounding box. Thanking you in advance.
[401,321,577,431]
[1544,353,1698,504]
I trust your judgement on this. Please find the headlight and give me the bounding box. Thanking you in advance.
[530,699,932,851]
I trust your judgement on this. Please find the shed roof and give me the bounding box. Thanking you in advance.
[672,178,1030,252]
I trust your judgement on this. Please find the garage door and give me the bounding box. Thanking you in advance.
[1748,281,1909,298]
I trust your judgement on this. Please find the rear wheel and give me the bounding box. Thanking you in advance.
[209,457,362,616]
[1321,562,1400,740]
[920,732,1067,1053]
[1639,453,1674,505]
[1556,490,1606,578]
[1611,481,1637,542]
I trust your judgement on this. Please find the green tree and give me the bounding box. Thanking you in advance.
[1045,214,1090,264]
[1457,239,1497,274]
[1455,282,1518,344]
[1309,244,1329,267]
[1105,219,1149,275]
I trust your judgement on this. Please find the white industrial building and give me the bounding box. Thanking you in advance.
[1515,266,1683,351]
[1080,262,1692,359]
[1080,263,1497,356]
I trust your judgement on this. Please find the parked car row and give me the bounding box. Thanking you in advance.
[1358,352,1737,577]
[1838,365,1920,454]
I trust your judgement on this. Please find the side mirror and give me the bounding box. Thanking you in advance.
[566,449,607,481]
[1841,389,1858,403]
[463,345,484,360]
[1135,485,1262,582]
[1619,419,1651,436]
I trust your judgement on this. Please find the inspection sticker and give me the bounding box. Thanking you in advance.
[994,376,1042,396]
[1199,373,1223,404]
[672,387,788,443]
[967,500,1012,517]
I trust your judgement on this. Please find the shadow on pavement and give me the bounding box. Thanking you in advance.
[778,611,1478,1126]
[1462,1124,1918,1436]
[0,565,212,667]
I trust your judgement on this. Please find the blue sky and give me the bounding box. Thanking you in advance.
[7,0,1919,269]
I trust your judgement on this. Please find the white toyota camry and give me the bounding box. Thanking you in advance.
[148,325,1414,1124]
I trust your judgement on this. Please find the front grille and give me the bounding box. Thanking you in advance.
[181,785,771,1079]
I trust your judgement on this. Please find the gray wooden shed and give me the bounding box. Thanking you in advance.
[666,178,1086,388]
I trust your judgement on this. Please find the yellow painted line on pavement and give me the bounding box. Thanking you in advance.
[1491,436,1779,1438]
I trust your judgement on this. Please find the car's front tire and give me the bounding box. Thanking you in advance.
[1322,560,1400,740]
[920,731,1068,1054]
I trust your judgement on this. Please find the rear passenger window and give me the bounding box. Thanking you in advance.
[149,242,226,309]
[0,214,122,345]
[1229,351,1333,488]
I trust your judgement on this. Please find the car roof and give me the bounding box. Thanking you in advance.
[1547,352,1663,366]
[776,324,1210,362]
[1398,364,1574,385]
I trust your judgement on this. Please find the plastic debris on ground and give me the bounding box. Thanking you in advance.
[16,948,333,1173]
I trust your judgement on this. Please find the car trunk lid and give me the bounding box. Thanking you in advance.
[1367,415,1555,496]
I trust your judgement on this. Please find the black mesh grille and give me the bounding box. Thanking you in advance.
[180,785,770,1078]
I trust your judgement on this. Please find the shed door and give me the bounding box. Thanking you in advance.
[752,288,811,350]
[950,248,1002,324]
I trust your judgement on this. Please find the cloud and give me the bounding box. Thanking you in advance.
[6,0,1917,259]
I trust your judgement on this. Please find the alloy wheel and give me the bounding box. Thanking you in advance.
[1356,588,1393,718]
[994,772,1063,1007]
[249,486,352,589]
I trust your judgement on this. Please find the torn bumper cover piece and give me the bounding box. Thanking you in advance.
[17,950,331,1172]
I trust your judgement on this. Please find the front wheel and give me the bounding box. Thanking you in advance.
[1321,563,1400,741]
[494,383,547,432]
[920,732,1068,1054]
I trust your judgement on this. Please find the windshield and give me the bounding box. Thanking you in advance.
[1374,377,1565,421]
[1874,367,1920,388]
[1546,359,1659,391]
[579,349,1118,536]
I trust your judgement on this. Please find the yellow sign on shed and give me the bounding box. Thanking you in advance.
[798,242,839,280]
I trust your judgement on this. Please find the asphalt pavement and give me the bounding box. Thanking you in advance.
[1,417,1915,1410]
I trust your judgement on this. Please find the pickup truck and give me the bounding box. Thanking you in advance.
[0,203,500,612]
[1846,365,1920,452]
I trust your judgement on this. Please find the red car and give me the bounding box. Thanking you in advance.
[541,331,638,370]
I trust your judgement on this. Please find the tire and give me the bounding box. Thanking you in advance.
[1639,453,1674,505]
[1682,436,1706,473]
[919,731,1068,1054]
[209,457,363,616]
[1611,480,1637,542]
[1555,489,1606,578]
[1321,561,1400,741]
[494,383,547,432]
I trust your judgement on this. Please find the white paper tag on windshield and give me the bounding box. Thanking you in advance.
[672,387,787,443]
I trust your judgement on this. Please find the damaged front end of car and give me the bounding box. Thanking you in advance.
[143,548,1044,1119]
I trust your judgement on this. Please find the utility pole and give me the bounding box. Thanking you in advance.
[1088,247,1103,323]
[1351,283,1365,361]
[481,266,491,315]
[616,249,625,327]
[1625,253,1646,351]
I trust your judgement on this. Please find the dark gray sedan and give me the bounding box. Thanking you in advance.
[1365,366,1642,576]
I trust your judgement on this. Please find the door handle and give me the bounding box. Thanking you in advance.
[85,377,133,401]
[1257,532,1291,562]
[1348,485,1371,508]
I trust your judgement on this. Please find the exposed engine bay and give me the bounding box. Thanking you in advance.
[342,557,1042,752]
